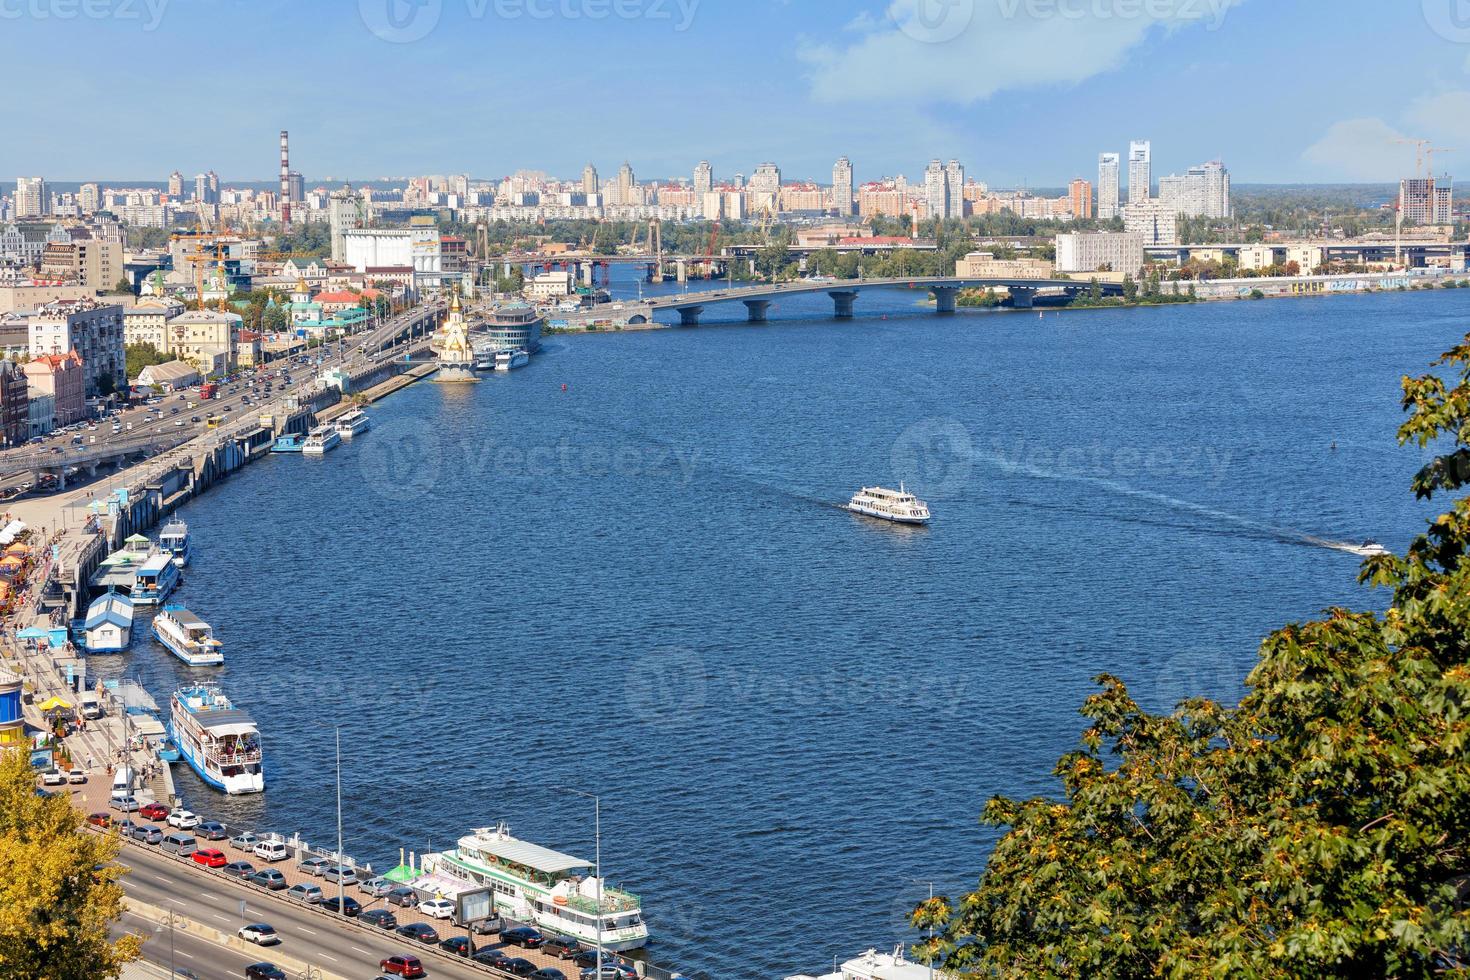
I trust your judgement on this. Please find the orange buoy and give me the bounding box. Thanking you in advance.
[554,896,568,906]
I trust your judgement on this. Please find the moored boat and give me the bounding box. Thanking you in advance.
[334,408,371,438]
[132,554,181,606]
[301,426,341,456]
[77,591,134,653]
[494,349,530,372]
[271,432,306,453]
[152,605,224,666]
[847,484,932,525]
[422,823,649,950]
[159,519,191,568]
[169,684,263,795]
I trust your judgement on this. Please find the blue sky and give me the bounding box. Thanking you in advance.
[5,0,1470,186]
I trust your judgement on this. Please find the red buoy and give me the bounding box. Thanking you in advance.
[561,384,568,392]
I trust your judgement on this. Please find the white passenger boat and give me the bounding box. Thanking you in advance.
[786,945,947,980]
[151,605,224,666]
[301,426,341,456]
[78,591,134,653]
[159,519,191,568]
[422,823,649,950]
[473,346,497,371]
[334,408,371,438]
[169,684,263,794]
[847,484,932,525]
[132,553,181,605]
[494,349,530,372]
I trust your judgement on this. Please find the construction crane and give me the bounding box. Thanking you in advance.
[1395,137,1433,178]
[1427,146,1455,178]
[703,220,721,278]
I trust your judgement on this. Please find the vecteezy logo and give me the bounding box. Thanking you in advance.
[891,418,974,499]
[357,417,443,500]
[1424,0,1470,43]
[622,647,707,730]
[359,0,442,43]
[894,0,975,44]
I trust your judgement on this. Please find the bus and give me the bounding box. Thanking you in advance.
[206,416,222,430]
[199,382,219,400]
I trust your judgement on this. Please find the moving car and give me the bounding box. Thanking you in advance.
[244,964,287,980]
[238,924,279,946]
[378,955,425,978]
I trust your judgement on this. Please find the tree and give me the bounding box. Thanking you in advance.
[261,304,288,335]
[110,277,134,296]
[1121,274,1138,303]
[0,750,141,977]
[914,335,1470,978]
[124,343,170,381]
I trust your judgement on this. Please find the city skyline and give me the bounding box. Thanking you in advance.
[3,0,1470,182]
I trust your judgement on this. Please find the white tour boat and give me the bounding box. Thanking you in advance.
[494,349,530,372]
[301,426,341,456]
[422,823,649,951]
[152,605,224,666]
[159,519,191,568]
[847,484,932,525]
[334,408,372,438]
[131,553,181,605]
[786,945,946,980]
[169,684,263,794]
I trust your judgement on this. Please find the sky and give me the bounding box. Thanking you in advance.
[5,0,1470,187]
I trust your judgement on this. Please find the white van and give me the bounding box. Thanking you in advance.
[253,840,288,862]
[80,693,102,720]
[110,766,133,800]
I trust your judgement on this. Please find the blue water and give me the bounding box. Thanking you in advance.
[101,285,1467,978]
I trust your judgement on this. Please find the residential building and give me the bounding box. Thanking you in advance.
[1158,161,1231,219]
[78,183,100,214]
[693,161,713,200]
[1286,244,1325,274]
[39,231,123,291]
[1123,200,1179,246]
[24,352,84,424]
[1401,176,1455,226]
[525,270,575,301]
[1237,244,1276,271]
[1128,140,1151,205]
[167,171,184,199]
[832,157,854,216]
[236,330,263,368]
[164,309,241,375]
[123,299,185,352]
[944,160,966,219]
[924,160,948,221]
[750,162,782,197]
[581,163,599,197]
[15,177,46,219]
[1055,231,1146,278]
[26,390,53,438]
[1069,179,1093,220]
[0,360,27,447]
[27,300,125,395]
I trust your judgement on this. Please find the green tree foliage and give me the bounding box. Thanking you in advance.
[124,343,170,380]
[0,751,141,977]
[915,337,1470,978]
[261,304,288,335]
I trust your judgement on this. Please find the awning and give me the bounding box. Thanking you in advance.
[16,627,48,640]
[37,696,72,711]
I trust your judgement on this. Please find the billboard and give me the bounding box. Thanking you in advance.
[457,887,494,925]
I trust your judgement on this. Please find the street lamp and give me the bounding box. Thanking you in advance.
[557,787,603,978]
[908,879,936,980]
[153,910,181,978]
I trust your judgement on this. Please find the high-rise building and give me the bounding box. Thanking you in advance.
[329,183,366,262]
[1128,140,1151,205]
[581,163,599,197]
[1123,200,1179,246]
[167,171,184,199]
[924,159,948,220]
[1098,153,1121,220]
[1434,180,1454,225]
[832,157,854,216]
[750,162,782,196]
[613,162,636,206]
[78,182,100,214]
[1068,179,1093,220]
[287,171,305,203]
[1400,175,1454,225]
[1158,161,1231,219]
[944,160,965,219]
[15,177,46,219]
[693,161,713,198]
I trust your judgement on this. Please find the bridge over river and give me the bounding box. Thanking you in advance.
[641,276,1123,325]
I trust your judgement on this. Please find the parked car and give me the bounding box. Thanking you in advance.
[377,955,425,979]
[253,840,287,862]
[531,970,568,980]
[395,922,439,944]
[192,848,227,868]
[297,856,332,876]
[502,926,545,949]
[359,876,396,897]
[140,802,170,821]
[229,832,260,851]
[222,861,255,879]
[469,917,503,936]
[418,898,454,920]
[248,869,287,891]
[319,895,361,917]
[67,768,86,784]
[472,948,510,968]
[544,937,583,960]
[286,883,323,905]
[39,769,66,786]
[502,958,539,978]
[130,824,163,845]
[572,951,636,976]
[244,964,286,980]
[359,909,398,930]
[86,812,112,828]
[439,936,472,957]
[166,809,199,829]
[322,865,358,886]
[238,924,279,946]
[578,967,637,980]
[195,820,228,840]
[385,886,419,907]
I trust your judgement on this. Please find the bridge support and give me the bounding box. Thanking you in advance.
[743,300,771,323]
[828,291,858,318]
[677,306,704,327]
[1008,286,1036,309]
[932,286,959,314]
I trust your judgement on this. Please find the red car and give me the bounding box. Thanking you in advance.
[379,955,425,979]
[86,812,112,828]
[139,802,170,821]
[192,848,227,868]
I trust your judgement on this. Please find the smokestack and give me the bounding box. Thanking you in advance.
[279,130,291,227]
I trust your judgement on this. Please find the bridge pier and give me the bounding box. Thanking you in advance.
[742,300,771,323]
[932,286,959,314]
[828,291,858,318]
[677,306,704,327]
[1008,286,1036,309]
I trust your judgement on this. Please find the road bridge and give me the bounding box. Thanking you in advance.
[643,276,1122,325]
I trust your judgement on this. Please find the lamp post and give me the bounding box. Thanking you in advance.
[558,787,603,978]
[908,878,935,980]
[153,910,180,978]
[335,726,344,918]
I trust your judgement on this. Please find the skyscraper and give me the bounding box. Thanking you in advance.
[924,159,948,220]
[613,162,636,206]
[79,182,100,214]
[167,171,184,199]
[750,162,782,196]
[1098,153,1120,219]
[832,157,854,216]
[1157,161,1231,219]
[1128,140,1151,204]
[1069,179,1093,220]
[693,160,713,198]
[287,171,305,203]
[944,160,965,219]
[581,163,599,197]
[14,177,46,218]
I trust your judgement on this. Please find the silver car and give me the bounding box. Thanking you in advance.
[287,883,323,905]
[298,856,332,877]
[322,865,358,886]
[230,832,260,851]
[359,876,396,897]
[131,824,163,845]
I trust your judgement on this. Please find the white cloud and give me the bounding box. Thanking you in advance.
[1303,90,1470,181]
[802,0,1244,105]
